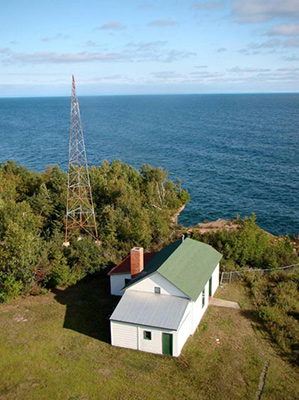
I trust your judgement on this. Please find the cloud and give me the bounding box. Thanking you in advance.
[0,44,195,65]
[267,23,299,36]
[228,67,271,73]
[84,40,97,47]
[194,65,208,68]
[148,19,178,27]
[0,47,11,54]
[126,41,167,50]
[194,1,226,10]
[249,38,281,49]
[240,37,299,54]
[231,0,299,23]
[41,33,69,42]
[151,71,183,79]
[217,47,227,52]
[93,74,124,81]
[96,21,126,30]
[1,51,128,64]
[284,37,299,47]
[277,67,299,71]
[284,54,299,60]
[138,2,153,9]
[124,41,195,62]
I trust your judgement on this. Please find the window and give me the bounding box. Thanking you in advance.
[154,287,161,294]
[124,278,131,285]
[202,287,205,308]
[143,331,152,340]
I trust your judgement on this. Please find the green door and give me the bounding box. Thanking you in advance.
[209,277,212,296]
[162,333,173,356]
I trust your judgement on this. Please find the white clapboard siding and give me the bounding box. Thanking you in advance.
[138,326,163,354]
[127,272,188,298]
[177,311,192,355]
[191,280,210,334]
[110,273,131,296]
[110,321,138,350]
[211,263,220,296]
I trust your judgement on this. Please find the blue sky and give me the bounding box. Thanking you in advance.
[1,0,299,96]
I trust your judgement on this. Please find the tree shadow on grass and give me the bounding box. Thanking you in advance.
[52,272,120,344]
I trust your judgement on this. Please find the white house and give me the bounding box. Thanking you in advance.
[108,248,156,296]
[109,238,222,357]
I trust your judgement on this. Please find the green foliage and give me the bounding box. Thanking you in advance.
[192,213,298,270]
[245,271,299,361]
[0,160,189,301]
[0,273,24,302]
[45,252,71,287]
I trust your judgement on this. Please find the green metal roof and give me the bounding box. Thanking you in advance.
[126,238,222,301]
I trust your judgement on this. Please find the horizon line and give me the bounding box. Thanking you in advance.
[1,91,299,99]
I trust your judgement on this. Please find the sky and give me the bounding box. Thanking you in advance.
[1,0,299,97]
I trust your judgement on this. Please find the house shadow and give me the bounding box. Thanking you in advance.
[52,272,120,344]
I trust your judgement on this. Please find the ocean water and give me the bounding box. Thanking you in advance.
[0,94,298,236]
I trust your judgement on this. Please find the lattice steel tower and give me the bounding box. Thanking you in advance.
[63,75,98,246]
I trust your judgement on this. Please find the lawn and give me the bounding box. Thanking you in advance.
[0,274,298,400]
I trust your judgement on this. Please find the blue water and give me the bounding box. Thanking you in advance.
[0,94,298,236]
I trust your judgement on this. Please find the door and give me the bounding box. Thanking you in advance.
[209,277,212,296]
[162,333,173,356]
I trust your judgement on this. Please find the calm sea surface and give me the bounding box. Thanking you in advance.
[0,94,298,236]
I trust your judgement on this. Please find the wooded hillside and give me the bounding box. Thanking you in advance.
[0,160,189,301]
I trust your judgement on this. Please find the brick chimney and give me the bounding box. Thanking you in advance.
[130,247,144,279]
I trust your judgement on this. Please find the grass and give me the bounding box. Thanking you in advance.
[0,274,298,400]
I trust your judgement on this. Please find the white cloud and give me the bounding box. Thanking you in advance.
[1,51,128,64]
[96,21,126,30]
[0,47,11,54]
[0,43,195,65]
[126,41,167,50]
[231,0,299,23]
[93,75,124,81]
[148,19,178,27]
[84,40,97,47]
[41,33,69,42]
[239,36,299,54]
[277,67,299,71]
[284,37,299,47]
[285,54,299,60]
[228,67,271,73]
[268,23,299,36]
[151,71,183,79]
[249,38,281,49]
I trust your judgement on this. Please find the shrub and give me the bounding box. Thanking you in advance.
[0,273,24,301]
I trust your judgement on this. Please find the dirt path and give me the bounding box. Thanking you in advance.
[210,297,240,309]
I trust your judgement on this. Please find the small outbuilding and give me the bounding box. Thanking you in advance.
[109,238,222,357]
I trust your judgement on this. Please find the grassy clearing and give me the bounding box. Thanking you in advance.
[0,275,298,400]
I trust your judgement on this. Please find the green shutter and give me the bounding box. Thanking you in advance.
[209,277,212,296]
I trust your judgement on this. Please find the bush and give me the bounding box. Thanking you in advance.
[245,271,299,362]
[0,273,24,302]
[45,253,71,287]
[194,214,298,270]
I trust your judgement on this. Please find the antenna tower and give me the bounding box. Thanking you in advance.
[63,75,98,246]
